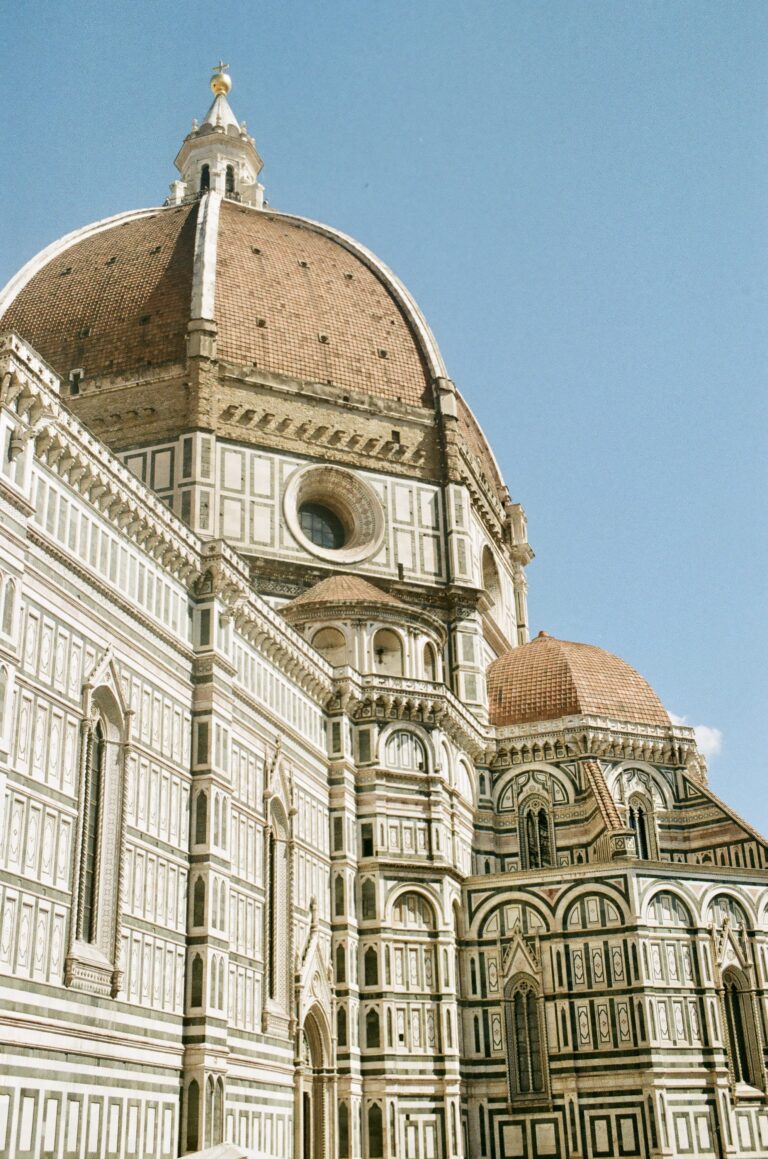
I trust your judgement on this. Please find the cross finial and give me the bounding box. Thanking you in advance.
[210,61,232,97]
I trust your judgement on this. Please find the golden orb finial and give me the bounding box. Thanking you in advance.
[211,60,232,96]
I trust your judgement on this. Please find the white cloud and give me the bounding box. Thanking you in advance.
[669,712,723,760]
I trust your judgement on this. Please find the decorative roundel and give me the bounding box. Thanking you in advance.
[283,465,385,564]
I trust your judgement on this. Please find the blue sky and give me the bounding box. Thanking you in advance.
[2,2,766,830]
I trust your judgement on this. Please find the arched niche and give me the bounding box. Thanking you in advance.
[372,628,403,677]
[311,625,348,667]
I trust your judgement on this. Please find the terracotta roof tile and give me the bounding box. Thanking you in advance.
[487,632,670,728]
[456,390,504,494]
[216,202,432,405]
[1,205,198,380]
[283,573,403,610]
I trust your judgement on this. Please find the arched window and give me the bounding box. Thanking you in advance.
[424,642,437,682]
[337,1006,347,1046]
[335,943,346,983]
[200,164,210,192]
[628,794,655,859]
[368,1104,383,1159]
[364,946,379,986]
[79,719,104,943]
[69,683,128,995]
[723,968,761,1089]
[392,891,436,930]
[264,799,289,1012]
[361,879,376,921]
[205,1076,215,1147]
[191,955,203,1006]
[215,1078,224,1145]
[312,626,347,666]
[195,791,208,845]
[384,730,427,772]
[225,164,235,195]
[193,877,206,926]
[505,977,547,1098]
[372,629,403,677]
[520,800,553,870]
[338,1103,350,1159]
[334,874,345,916]
[186,1080,200,1152]
[366,1008,380,1049]
[710,895,749,930]
[2,579,15,635]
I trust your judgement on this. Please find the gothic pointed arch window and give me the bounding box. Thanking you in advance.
[265,796,289,1013]
[722,967,763,1090]
[519,798,554,870]
[627,793,657,860]
[368,1104,383,1158]
[504,975,548,1100]
[67,682,128,996]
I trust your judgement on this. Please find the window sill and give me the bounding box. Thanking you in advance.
[65,942,117,997]
[732,1082,765,1104]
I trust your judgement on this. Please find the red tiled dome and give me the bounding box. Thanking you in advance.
[487,632,670,728]
[0,198,506,497]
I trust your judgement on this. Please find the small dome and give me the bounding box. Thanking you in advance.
[487,632,670,728]
[283,573,404,611]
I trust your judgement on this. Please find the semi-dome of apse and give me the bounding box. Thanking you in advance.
[487,631,671,729]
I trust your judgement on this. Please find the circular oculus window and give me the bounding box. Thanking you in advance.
[284,465,385,563]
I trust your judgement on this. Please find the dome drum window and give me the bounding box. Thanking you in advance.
[284,465,385,563]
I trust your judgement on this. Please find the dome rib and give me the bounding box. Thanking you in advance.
[487,633,670,728]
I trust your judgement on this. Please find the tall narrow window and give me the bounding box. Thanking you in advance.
[521,802,553,870]
[268,831,277,998]
[1,579,14,635]
[200,164,210,192]
[628,794,655,859]
[193,877,206,926]
[79,720,105,942]
[361,879,376,920]
[505,978,547,1099]
[723,969,760,1088]
[225,164,235,194]
[338,1104,350,1159]
[186,1080,200,1152]
[368,1105,383,1158]
[366,1008,380,1048]
[264,801,289,1017]
[195,791,208,845]
[364,947,379,986]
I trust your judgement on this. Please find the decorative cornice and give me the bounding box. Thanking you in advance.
[198,541,334,701]
[333,671,489,758]
[1,333,201,583]
[492,714,696,769]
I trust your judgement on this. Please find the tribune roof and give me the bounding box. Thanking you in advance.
[487,632,670,728]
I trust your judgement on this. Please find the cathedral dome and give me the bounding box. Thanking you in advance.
[0,70,508,503]
[0,200,435,404]
[487,631,670,728]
